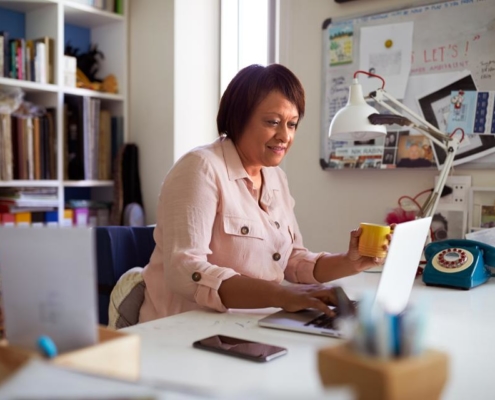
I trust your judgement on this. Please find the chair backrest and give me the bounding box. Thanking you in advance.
[95,226,155,325]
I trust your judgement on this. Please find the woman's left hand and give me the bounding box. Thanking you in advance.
[345,224,395,273]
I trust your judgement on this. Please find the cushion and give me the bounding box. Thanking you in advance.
[108,267,145,329]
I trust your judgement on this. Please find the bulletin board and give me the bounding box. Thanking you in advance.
[320,0,495,171]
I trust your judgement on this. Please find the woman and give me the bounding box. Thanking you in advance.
[135,64,388,324]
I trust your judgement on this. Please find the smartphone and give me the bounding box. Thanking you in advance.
[192,334,287,362]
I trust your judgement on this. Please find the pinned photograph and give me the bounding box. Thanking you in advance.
[396,134,434,168]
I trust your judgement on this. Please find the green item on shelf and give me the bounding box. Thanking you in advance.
[115,0,123,15]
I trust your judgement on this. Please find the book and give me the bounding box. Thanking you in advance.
[35,41,46,83]
[115,0,123,14]
[0,213,15,226]
[0,34,4,78]
[0,187,58,208]
[25,40,34,82]
[46,108,56,179]
[25,117,34,180]
[65,96,85,180]
[9,39,18,79]
[0,114,12,180]
[33,117,41,180]
[14,212,31,226]
[0,31,9,78]
[106,0,115,13]
[111,116,124,170]
[98,110,112,180]
[34,37,54,84]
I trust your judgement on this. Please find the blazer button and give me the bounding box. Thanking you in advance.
[241,226,249,235]
[274,221,280,229]
[272,252,281,261]
[192,272,202,282]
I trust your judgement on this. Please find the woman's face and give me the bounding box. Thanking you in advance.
[236,90,299,175]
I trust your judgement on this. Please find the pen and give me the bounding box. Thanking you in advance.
[37,335,58,358]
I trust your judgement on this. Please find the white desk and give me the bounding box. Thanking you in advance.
[1,273,493,399]
[125,273,495,400]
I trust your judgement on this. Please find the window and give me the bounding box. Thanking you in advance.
[220,0,277,94]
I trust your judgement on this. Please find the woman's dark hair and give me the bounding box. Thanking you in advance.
[217,64,305,144]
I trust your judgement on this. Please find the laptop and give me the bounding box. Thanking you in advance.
[258,217,432,338]
[0,227,99,353]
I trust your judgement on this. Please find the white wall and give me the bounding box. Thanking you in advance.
[129,0,175,225]
[174,0,220,160]
[129,0,220,224]
[278,0,494,253]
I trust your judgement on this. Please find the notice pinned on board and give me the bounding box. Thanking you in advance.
[359,22,414,99]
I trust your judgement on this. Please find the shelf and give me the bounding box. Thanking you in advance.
[63,86,124,101]
[1,0,127,222]
[0,77,58,93]
[64,180,114,187]
[0,180,60,187]
[63,0,124,27]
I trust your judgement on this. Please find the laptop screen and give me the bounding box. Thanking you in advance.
[373,217,432,314]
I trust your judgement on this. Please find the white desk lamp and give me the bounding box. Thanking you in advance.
[328,72,462,219]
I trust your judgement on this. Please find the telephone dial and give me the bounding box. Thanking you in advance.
[423,239,495,290]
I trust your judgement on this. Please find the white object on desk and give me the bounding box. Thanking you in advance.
[0,227,98,353]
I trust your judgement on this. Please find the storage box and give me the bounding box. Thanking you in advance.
[318,343,448,400]
[0,326,140,384]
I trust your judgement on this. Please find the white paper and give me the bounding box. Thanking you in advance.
[359,22,414,99]
[470,32,495,91]
[466,227,495,247]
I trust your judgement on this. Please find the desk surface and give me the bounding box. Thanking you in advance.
[125,273,495,400]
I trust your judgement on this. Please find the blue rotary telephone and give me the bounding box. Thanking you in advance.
[423,239,495,290]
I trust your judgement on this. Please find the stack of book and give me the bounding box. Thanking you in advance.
[64,96,120,181]
[0,187,58,226]
[0,33,54,84]
[0,105,57,181]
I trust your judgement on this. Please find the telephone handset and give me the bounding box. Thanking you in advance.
[423,239,495,289]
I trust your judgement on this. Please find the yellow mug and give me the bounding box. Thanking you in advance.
[358,223,391,258]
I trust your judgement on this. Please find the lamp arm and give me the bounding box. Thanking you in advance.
[367,88,461,218]
[420,142,458,218]
[373,89,446,137]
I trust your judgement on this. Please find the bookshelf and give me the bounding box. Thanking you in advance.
[0,0,128,225]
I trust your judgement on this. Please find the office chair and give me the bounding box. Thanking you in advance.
[95,226,155,325]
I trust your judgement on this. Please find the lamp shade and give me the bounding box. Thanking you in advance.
[328,79,387,140]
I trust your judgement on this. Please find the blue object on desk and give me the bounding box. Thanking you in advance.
[423,239,495,290]
[37,336,58,358]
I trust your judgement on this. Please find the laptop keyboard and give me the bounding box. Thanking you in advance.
[304,301,358,330]
[304,313,337,330]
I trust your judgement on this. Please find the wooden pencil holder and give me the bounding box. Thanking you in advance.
[318,343,449,400]
[0,326,140,384]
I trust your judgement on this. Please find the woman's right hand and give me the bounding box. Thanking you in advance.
[277,284,345,317]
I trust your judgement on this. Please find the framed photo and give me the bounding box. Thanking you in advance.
[432,208,466,241]
[481,206,495,229]
[468,187,495,232]
[417,74,495,167]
